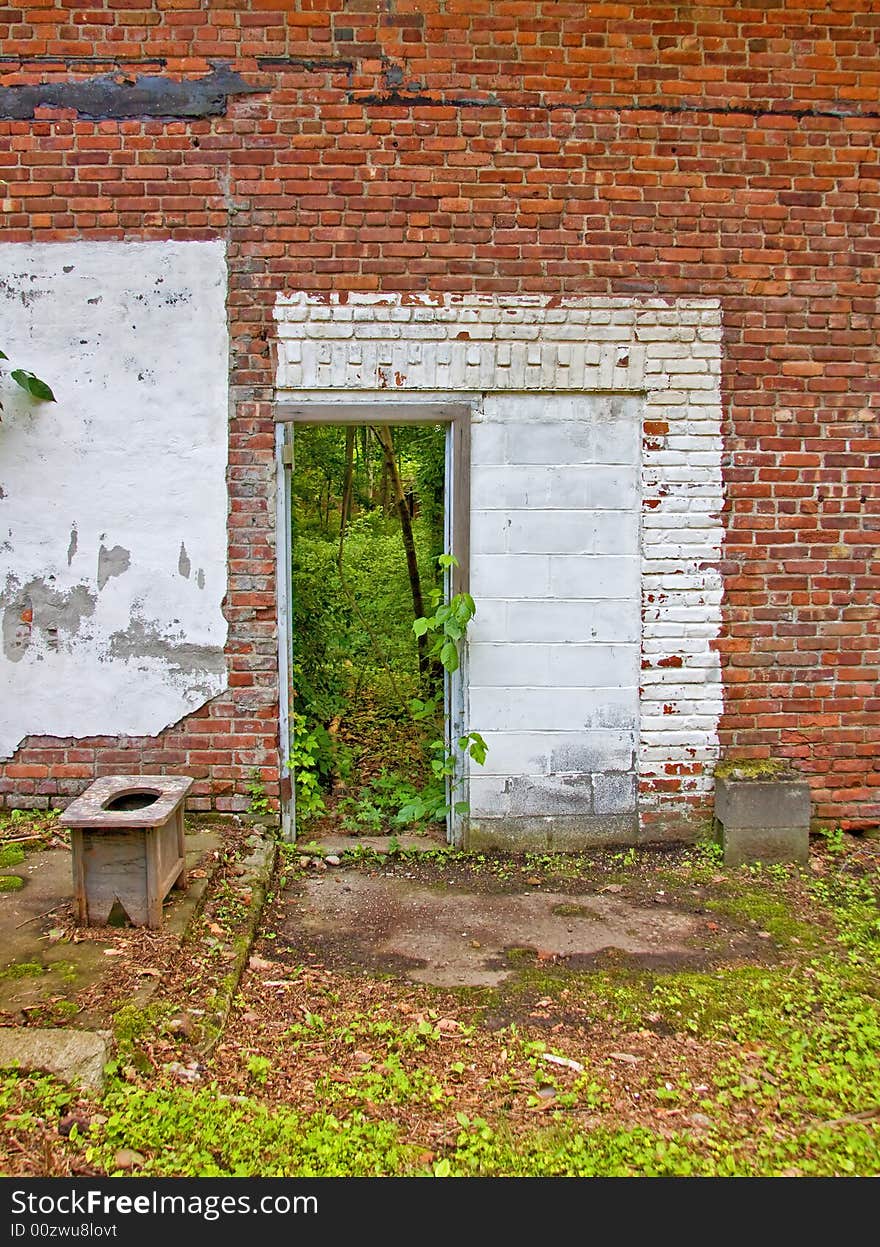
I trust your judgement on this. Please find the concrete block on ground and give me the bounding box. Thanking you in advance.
[465,813,640,852]
[0,1028,108,1092]
[714,777,811,866]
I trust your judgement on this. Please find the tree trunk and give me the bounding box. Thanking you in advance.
[338,426,355,570]
[372,425,431,683]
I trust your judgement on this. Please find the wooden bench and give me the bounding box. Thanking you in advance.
[61,775,193,929]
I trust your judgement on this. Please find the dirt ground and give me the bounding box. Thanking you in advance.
[1,821,878,1177]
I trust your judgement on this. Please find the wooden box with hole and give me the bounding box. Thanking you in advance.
[61,775,192,929]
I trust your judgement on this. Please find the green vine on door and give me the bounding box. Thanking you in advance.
[402,553,488,826]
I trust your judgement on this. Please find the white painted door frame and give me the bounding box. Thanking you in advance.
[273,397,474,845]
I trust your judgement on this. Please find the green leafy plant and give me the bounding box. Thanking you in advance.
[290,714,330,821]
[398,554,488,826]
[816,825,845,855]
[412,553,476,676]
[246,770,272,819]
[246,1054,272,1085]
[0,349,56,412]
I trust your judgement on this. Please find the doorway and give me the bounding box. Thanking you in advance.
[274,403,471,846]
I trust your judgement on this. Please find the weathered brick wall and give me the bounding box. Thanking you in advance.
[1,3,878,830]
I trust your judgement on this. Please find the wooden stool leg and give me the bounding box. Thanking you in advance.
[144,828,163,929]
[173,805,187,890]
[71,830,88,925]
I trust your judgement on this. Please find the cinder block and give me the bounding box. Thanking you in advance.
[593,772,638,815]
[720,826,810,868]
[465,813,640,852]
[504,421,595,465]
[715,777,810,829]
[468,641,638,688]
[468,772,594,817]
[714,778,811,866]
[548,555,640,600]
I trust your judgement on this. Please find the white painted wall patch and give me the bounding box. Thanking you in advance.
[0,240,229,758]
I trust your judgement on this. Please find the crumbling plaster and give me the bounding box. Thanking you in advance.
[0,241,229,759]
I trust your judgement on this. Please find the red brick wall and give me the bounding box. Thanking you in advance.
[1,2,878,829]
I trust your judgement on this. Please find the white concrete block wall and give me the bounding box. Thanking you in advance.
[0,242,229,760]
[275,292,725,839]
[468,394,641,822]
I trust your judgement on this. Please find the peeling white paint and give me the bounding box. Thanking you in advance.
[0,241,229,758]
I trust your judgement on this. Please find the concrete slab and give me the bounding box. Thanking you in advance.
[0,1027,108,1091]
[0,827,220,1018]
[282,870,705,987]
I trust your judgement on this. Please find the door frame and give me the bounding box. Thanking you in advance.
[273,399,473,845]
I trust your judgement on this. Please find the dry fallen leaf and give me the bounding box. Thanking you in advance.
[542,1052,584,1074]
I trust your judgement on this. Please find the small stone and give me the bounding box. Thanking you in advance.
[299,856,311,868]
[689,1112,713,1130]
[603,883,624,894]
[324,855,341,866]
[251,824,267,834]
[166,1013,194,1038]
[114,1148,145,1171]
[166,1061,202,1083]
[757,931,772,939]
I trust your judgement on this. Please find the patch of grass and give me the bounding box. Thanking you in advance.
[714,759,790,780]
[0,844,26,868]
[0,875,24,892]
[111,1001,177,1067]
[442,1117,713,1176]
[0,961,43,980]
[0,1071,73,1126]
[704,884,819,947]
[88,1083,411,1176]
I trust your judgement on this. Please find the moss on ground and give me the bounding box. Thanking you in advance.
[0,961,43,981]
